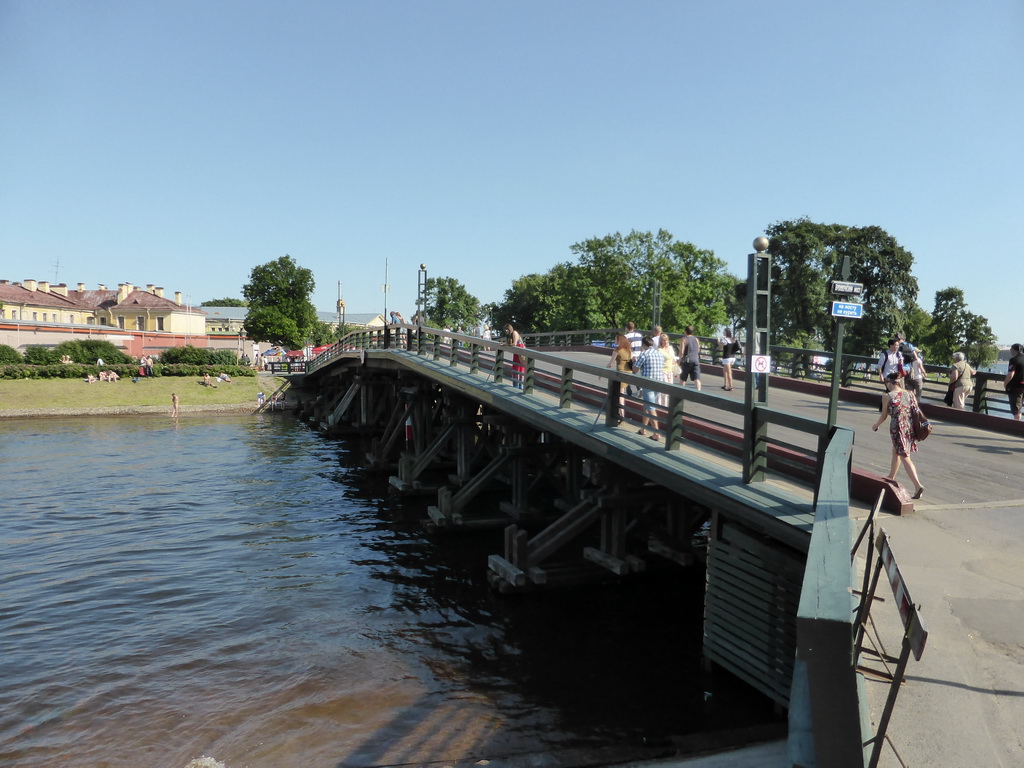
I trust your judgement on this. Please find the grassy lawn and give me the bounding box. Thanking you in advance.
[0,374,287,410]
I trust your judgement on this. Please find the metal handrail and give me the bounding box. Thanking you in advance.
[308,323,839,485]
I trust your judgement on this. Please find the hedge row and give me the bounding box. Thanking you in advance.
[0,364,257,380]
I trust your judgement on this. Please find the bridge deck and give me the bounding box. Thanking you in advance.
[556,349,1024,511]
[380,348,824,551]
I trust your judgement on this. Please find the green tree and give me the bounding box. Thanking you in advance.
[201,297,248,307]
[927,287,997,368]
[765,219,917,354]
[963,314,998,370]
[721,275,747,334]
[492,264,587,332]
[308,320,337,346]
[569,229,731,334]
[242,255,318,349]
[424,276,481,330]
[902,304,933,354]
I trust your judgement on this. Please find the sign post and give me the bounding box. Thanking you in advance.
[825,259,863,431]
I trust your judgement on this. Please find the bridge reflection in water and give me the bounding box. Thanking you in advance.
[295,326,869,767]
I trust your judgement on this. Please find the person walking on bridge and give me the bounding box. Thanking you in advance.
[877,338,904,388]
[949,351,975,410]
[634,336,664,440]
[1005,343,1024,420]
[678,326,702,390]
[871,372,925,499]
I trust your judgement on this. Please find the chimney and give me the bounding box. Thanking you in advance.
[39,281,50,292]
[147,284,155,294]
[117,283,131,303]
[154,286,165,298]
[24,279,37,291]
[98,284,107,291]
[51,283,68,297]
[77,283,86,291]
[175,291,183,306]
[0,280,9,285]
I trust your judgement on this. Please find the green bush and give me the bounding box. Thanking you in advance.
[55,339,131,364]
[210,349,239,366]
[0,361,256,380]
[0,345,22,364]
[23,346,61,365]
[156,363,255,378]
[159,345,213,365]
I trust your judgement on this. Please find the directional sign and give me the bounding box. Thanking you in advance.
[831,301,864,319]
[830,280,864,296]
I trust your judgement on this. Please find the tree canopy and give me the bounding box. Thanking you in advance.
[926,287,997,368]
[493,229,733,335]
[765,219,918,354]
[424,276,481,330]
[242,255,319,349]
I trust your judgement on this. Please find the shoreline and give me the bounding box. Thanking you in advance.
[0,404,277,419]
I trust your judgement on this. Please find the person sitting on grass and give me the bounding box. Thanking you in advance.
[203,373,217,387]
[217,372,232,383]
[84,373,97,383]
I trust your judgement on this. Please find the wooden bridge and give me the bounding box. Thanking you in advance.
[288,324,1024,768]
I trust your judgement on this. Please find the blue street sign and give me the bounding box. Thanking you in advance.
[831,301,864,319]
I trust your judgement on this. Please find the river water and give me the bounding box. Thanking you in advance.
[0,414,777,768]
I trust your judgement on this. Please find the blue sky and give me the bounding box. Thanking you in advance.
[2,1,1021,345]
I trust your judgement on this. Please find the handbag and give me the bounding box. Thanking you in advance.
[943,381,955,407]
[911,403,932,441]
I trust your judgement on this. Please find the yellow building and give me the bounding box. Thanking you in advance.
[0,279,206,336]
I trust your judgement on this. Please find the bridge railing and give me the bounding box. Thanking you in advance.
[527,329,1015,419]
[790,425,867,767]
[310,324,843,488]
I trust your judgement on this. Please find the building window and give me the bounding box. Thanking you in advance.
[156,317,164,331]
[87,317,95,325]
[32,312,38,320]
[117,317,125,329]
[136,316,145,331]
[70,314,75,324]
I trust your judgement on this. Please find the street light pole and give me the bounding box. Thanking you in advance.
[650,279,662,329]
[743,237,771,484]
[417,263,428,325]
